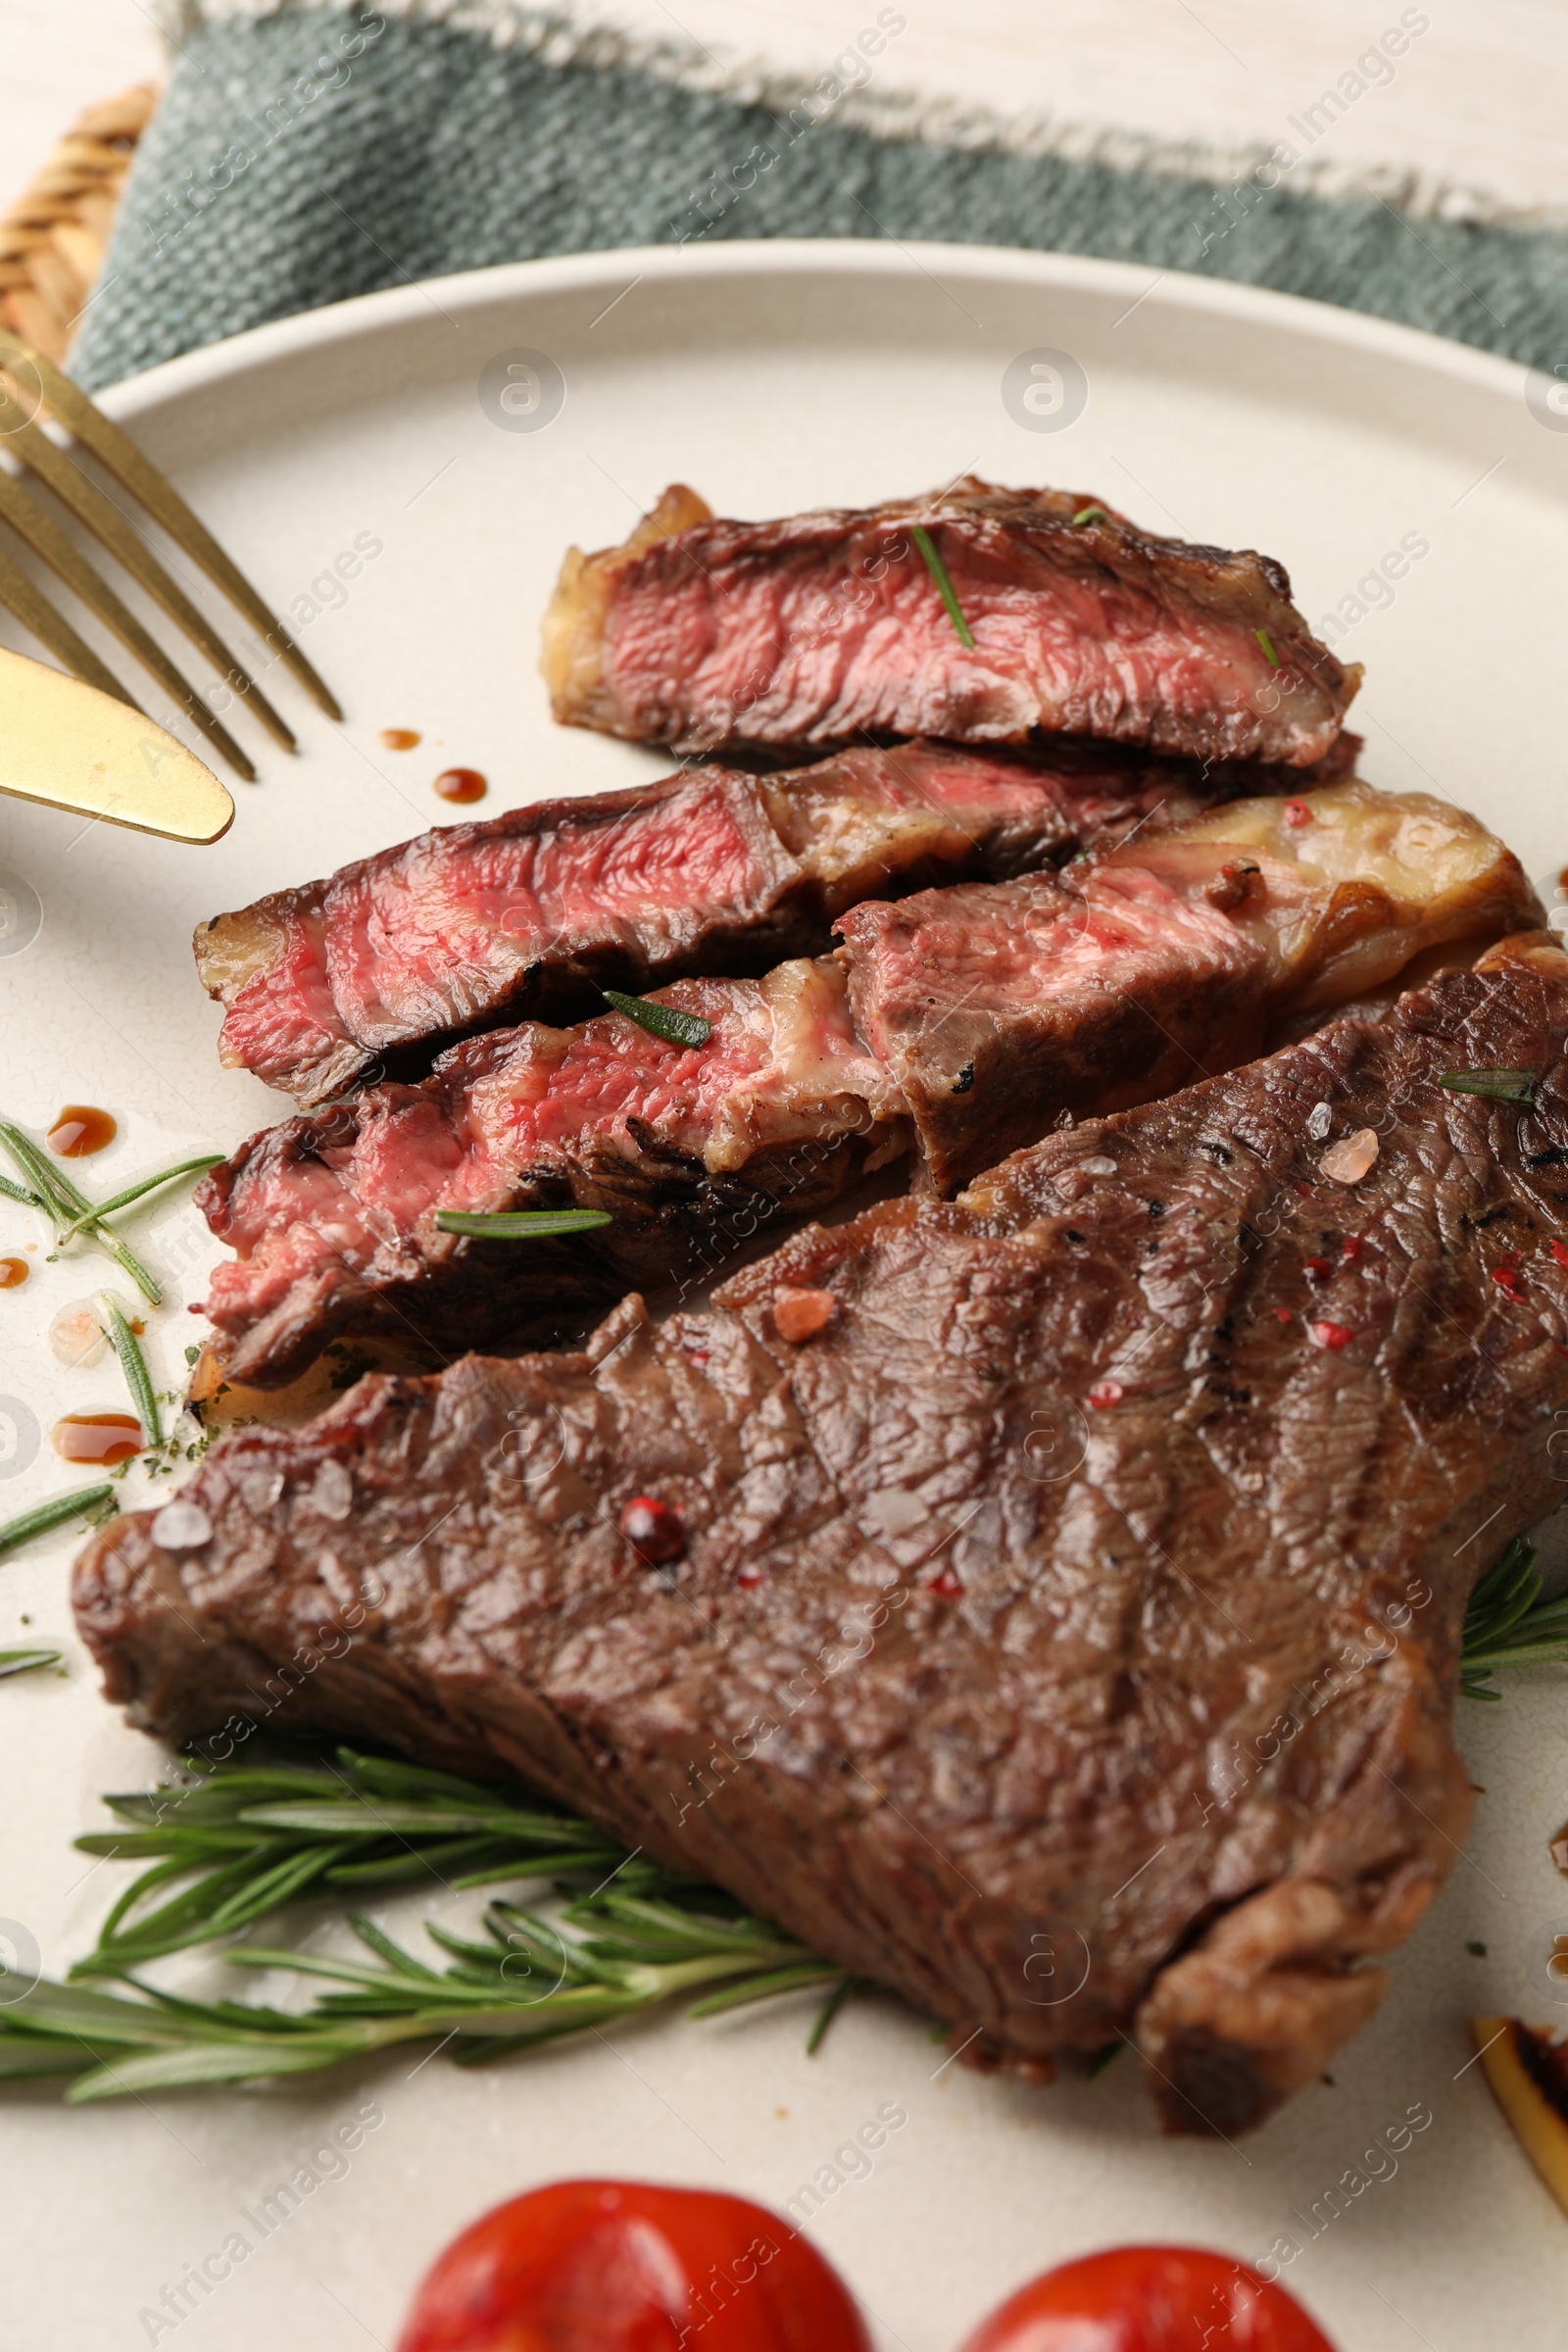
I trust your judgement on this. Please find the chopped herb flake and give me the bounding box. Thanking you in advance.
[601,990,712,1049]
[1255,628,1280,667]
[910,525,976,650]
[1440,1069,1538,1105]
[0,1647,61,1680]
[98,1293,160,1450]
[0,1486,116,1561]
[433,1209,613,1241]
[1071,506,1108,527]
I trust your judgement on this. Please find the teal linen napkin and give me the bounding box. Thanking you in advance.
[72,2,1568,389]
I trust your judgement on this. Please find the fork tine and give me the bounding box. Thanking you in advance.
[0,471,257,782]
[0,537,141,709]
[0,333,343,723]
[0,400,298,755]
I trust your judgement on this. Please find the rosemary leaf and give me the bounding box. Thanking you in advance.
[0,1647,61,1679]
[806,1975,860,2054]
[601,990,712,1049]
[1071,505,1108,527]
[0,1123,161,1305]
[1440,1068,1538,1105]
[1255,627,1280,667]
[97,1294,159,1449]
[0,1172,41,1209]
[56,1155,224,1245]
[433,1208,613,1241]
[0,1485,115,1561]
[687,1961,845,2022]
[1460,1537,1568,1695]
[911,524,976,650]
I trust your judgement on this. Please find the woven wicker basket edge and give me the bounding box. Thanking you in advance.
[0,86,158,363]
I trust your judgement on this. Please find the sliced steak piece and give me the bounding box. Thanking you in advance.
[543,479,1359,765]
[845,779,1540,1191]
[196,957,903,1387]
[192,784,1538,1388]
[199,737,1273,1112]
[75,934,1568,2133]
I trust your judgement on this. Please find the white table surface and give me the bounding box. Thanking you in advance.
[5,0,1568,223]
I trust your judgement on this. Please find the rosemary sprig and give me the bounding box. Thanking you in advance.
[433,1208,613,1242]
[601,989,712,1049]
[0,1123,160,1305]
[1255,627,1280,667]
[96,1294,160,1449]
[0,1485,116,1561]
[54,1154,223,1245]
[1441,1069,1539,1106]
[0,1890,837,2102]
[71,1749,662,1976]
[910,524,976,650]
[0,1647,61,1679]
[1071,505,1108,527]
[1460,1537,1568,1697]
[0,1749,849,2101]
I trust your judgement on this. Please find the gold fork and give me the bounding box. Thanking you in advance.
[0,331,341,782]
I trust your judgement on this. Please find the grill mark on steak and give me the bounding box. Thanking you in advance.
[191,783,1539,1388]
[76,934,1568,2132]
[197,739,1279,1113]
[542,478,1359,765]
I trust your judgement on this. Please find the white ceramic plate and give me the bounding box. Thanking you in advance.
[3,243,1567,2351]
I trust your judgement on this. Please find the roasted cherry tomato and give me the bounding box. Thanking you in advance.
[958,2246,1337,2352]
[397,2178,871,2352]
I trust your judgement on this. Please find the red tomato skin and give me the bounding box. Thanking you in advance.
[396,2179,872,2352]
[958,2246,1338,2352]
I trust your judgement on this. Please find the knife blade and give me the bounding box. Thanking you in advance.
[0,646,234,844]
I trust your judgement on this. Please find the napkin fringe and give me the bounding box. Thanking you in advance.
[151,0,1559,229]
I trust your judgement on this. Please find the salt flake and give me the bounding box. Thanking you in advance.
[152,1500,213,1551]
[1319,1129,1379,1185]
[307,1460,354,1521]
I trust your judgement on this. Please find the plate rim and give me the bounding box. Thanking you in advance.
[91,236,1537,426]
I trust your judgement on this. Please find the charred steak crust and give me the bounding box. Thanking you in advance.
[542,478,1359,765]
[74,938,1568,2132]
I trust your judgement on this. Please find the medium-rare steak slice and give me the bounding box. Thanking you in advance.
[846,779,1538,1190]
[542,479,1359,764]
[75,933,1568,2133]
[192,784,1537,1388]
[200,736,1288,1112]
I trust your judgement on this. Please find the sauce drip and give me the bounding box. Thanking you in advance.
[47,1103,116,1157]
[52,1410,141,1465]
[380,727,420,751]
[433,767,487,805]
[0,1257,26,1289]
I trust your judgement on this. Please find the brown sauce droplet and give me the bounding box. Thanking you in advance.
[433,767,487,805]
[52,1410,141,1465]
[380,728,420,751]
[0,1256,26,1289]
[47,1104,117,1158]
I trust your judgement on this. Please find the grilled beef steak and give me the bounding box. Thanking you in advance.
[193,784,1536,1389]
[75,933,1568,2133]
[543,479,1359,764]
[199,737,1297,1112]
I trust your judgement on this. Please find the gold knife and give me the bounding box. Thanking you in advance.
[0,646,234,844]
